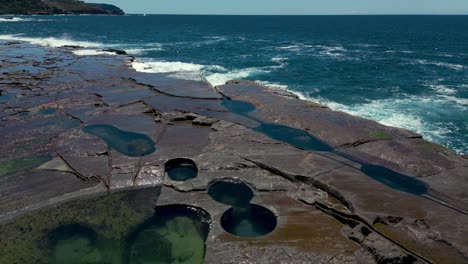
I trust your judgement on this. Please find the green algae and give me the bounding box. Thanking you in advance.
[0,188,211,264]
[125,205,211,264]
[0,155,51,178]
[0,189,157,264]
[369,131,392,140]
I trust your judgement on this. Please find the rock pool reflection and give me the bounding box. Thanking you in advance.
[46,224,102,264]
[0,188,212,264]
[83,124,156,157]
[165,158,198,181]
[221,204,277,238]
[254,123,332,152]
[125,205,211,264]
[222,98,429,196]
[208,180,254,207]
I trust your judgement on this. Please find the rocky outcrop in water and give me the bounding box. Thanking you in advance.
[0,42,467,263]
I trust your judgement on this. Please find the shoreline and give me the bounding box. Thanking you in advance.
[1,41,468,263]
[1,33,464,155]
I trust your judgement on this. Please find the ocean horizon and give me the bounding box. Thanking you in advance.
[1,14,466,154]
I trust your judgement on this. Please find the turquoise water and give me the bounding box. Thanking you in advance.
[0,15,466,154]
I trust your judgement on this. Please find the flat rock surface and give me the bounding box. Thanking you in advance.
[0,42,467,264]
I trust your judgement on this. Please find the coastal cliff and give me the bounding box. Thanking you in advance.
[0,42,467,263]
[0,0,124,15]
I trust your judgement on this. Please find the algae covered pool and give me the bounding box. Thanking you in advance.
[0,188,211,264]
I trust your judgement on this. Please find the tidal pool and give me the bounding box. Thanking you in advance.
[208,180,254,207]
[254,123,332,152]
[83,124,156,157]
[45,224,101,264]
[360,164,428,196]
[221,204,277,238]
[165,158,198,181]
[125,205,211,264]
[222,98,429,197]
[222,99,331,151]
[221,99,256,116]
[0,188,212,264]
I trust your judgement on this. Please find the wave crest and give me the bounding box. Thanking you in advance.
[0,34,102,48]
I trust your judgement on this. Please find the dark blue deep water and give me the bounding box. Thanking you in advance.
[1,15,467,154]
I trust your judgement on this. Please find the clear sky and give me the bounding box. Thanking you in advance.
[86,0,468,15]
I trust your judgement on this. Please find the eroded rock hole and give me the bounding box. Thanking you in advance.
[221,204,277,238]
[164,158,198,181]
[125,204,211,264]
[208,179,254,207]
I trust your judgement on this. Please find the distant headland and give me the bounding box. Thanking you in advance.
[0,0,124,15]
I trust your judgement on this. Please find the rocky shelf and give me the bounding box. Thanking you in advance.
[0,41,467,263]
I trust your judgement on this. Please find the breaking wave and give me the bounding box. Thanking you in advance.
[0,17,47,22]
[294,92,467,154]
[0,34,103,48]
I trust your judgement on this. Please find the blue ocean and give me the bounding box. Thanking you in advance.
[1,15,467,154]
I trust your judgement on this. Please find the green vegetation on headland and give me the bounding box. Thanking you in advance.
[0,0,124,15]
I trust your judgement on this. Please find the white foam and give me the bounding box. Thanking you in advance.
[437,95,468,107]
[353,43,381,48]
[132,60,205,73]
[205,67,269,86]
[384,50,414,54]
[200,36,228,44]
[277,44,313,52]
[271,57,288,63]
[292,93,466,153]
[314,45,354,60]
[255,80,289,90]
[312,97,427,133]
[427,84,457,95]
[72,49,115,56]
[414,59,465,70]
[167,72,203,81]
[0,34,103,48]
[0,17,44,22]
[125,47,164,55]
[131,59,272,86]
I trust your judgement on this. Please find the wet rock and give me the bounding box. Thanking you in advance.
[162,111,199,122]
[362,233,419,264]
[192,116,219,126]
[0,42,467,264]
